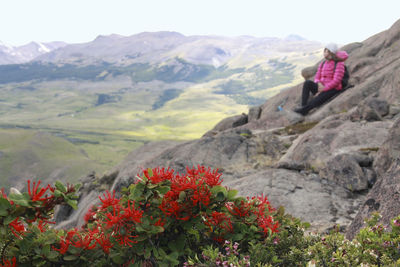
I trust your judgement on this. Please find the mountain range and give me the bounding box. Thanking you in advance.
[0,41,67,65]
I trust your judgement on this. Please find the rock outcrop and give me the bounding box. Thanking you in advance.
[57,19,400,235]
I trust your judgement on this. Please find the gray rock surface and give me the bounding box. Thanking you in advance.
[224,168,365,231]
[346,117,400,238]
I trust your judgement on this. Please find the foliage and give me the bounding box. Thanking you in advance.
[1,167,400,267]
[307,213,400,266]
[0,166,279,266]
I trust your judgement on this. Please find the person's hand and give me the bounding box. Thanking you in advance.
[317,83,325,93]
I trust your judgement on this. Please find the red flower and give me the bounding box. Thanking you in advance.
[27,180,52,202]
[72,233,97,250]
[37,219,54,232]
[122,201,143,223]
[101,201,143,247]
[9,218,25,238]
[96,233,113,254]
[226,200,251,218]
[52,238,71,255]
[115,234,138,247]
[257,215,280,236]
[0,257,16,267]
[204,211,233,233]
[104,205,124,231]
[99,190,119,209]
[84,206,97,223]
[52,229,79,254]
[185,165,223,186]
[143,167,174,184]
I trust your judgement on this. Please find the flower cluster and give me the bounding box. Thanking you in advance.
[1,166,282,266]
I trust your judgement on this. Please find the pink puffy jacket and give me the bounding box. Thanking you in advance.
[314,50,349,91]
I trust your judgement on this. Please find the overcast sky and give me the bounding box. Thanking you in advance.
[1,0,399,46]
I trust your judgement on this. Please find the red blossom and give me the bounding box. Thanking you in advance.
[96,233,113,254]
[99,190,119,209]
[37,219,54,232]
[204,211,233,233]
[143,167,174,184]
[72,233,97,250]
[257,215,280,236]
[123,201,143,223]
[226,200,251,218]
[9,218,25,238]
[185,165,223,186]
[115,234,139,247]
[102,201,143,246]
[27,180,53,202]
[84,206,97,223]
[0,257,16,267]
[52,237,71,255]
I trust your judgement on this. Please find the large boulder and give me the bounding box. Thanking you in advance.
[346,117,400,239]
[225,168,365,231]
[277,114,391,175]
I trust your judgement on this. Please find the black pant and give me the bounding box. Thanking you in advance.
[297,80,340,115]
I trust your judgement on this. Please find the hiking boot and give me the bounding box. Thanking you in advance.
[293,107,308,116]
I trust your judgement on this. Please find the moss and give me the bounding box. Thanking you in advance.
[359,147,379,152]
[284,121,319,135]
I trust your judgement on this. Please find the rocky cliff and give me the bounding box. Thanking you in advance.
[56,19,400,237]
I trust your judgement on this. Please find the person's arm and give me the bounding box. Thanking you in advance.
[314,62,323,84]
[323,62,345,91]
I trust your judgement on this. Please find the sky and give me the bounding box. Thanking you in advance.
[1,0,400,47]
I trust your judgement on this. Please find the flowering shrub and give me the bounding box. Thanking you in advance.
[0,166,280,266]
[1,167,400,267]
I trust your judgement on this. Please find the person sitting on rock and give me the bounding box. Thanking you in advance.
[294,43,348,115]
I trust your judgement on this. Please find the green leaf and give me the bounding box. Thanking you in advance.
[210,185,228,201]
[157,186,170,195]
[8,193,30,207]
[53,190,63,198]
[152,247,160,258]
[111,253,124,264]
[55,181,67,193]
[4,214,17,225]
[144,247,151,259]
[129,183,145,200]
[165,251,180,266]
[227,189,238,200]
[179,191,186,202]
[47,251,59,260]
[74,183,82,191]
[63,255,78,261]
[66,199,78,210]
[41,244,51,257]
[0,198,11,216]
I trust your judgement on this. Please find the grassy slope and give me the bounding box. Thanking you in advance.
[0,128,142,189]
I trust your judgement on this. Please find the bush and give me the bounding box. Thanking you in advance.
[1,166,400,267]
[0,166,280,266]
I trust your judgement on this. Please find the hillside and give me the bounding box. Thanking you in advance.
[55,19,400,239]
[0,33,322,189]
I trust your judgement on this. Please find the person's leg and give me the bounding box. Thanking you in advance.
[295,89,339,115]
[301,80,319,106]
